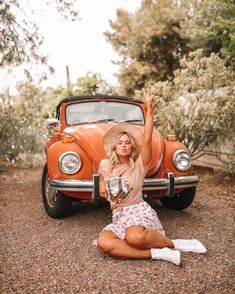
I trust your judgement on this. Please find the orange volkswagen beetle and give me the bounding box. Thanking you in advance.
[41,95,198,218]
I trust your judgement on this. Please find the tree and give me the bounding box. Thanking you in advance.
[0,0,79,67]
[183,0,235,69]
[54,72,117,99]
[152,49,235,172]
[0,81,49,165]
[105,0,190,96]
[74,72,117,96]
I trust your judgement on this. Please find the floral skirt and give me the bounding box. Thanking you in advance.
[100,201,165,239]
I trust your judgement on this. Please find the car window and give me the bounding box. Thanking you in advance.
[65,101,144,125]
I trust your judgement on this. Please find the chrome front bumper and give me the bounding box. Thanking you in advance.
[48,173,199,202]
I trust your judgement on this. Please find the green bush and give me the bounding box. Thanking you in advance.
[0,82,49,166]
[152,50,235,172]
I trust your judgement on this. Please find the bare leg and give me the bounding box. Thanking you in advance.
[125,225,174,249]
[97,231,151,259]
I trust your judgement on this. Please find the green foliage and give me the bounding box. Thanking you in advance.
[0,82,49,165]
[0,2,42,67]
[152,50,235,171]
[184,0,235,68]
[74,72,117,95]
[105,0,189,96]
[53,72,117,100]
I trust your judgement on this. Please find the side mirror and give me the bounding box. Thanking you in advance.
[47,118,59,127]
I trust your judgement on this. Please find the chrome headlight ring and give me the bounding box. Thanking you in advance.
[59,151,81,175]
[172,150,192,172]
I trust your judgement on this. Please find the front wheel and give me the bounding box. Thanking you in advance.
[160,187,196,211]
[41,164,72,218]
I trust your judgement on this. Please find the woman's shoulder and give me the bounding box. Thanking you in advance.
[99,158,109,175]
[98,158,108,177]
[100,158,109,167]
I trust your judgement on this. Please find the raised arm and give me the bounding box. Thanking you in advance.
[141,89,155,167]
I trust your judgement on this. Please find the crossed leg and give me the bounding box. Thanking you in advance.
[97,225,174,259]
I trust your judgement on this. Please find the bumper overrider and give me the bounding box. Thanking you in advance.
[48,172,199,202]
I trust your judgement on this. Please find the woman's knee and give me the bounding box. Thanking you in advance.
[125,227,146,247]
[97,232,116,253]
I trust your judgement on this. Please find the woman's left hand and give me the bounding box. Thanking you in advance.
[143,89,155,112]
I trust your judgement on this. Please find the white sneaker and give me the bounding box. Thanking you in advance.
[151,248,181,266]
[173,239,207,253]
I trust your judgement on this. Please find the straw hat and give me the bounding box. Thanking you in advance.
[103,123,143,156]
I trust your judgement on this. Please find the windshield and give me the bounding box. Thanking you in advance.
[66,101,144,125]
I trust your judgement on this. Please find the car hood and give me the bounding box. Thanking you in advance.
[63,123,164,176]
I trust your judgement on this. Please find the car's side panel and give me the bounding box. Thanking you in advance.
[145,162,167,198]
[146,130,165,177]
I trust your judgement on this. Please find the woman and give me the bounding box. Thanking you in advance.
[97,90,206,265]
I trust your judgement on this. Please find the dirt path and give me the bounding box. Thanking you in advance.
[0,167,234,293]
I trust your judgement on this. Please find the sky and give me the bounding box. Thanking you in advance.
[1,0,142,92]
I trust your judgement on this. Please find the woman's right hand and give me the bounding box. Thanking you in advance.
[99,175,108,198]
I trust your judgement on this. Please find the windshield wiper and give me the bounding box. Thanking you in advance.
[87,118,116,123]
[119,119,143,123]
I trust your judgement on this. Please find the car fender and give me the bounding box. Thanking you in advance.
[163,140,194,177]
[46,141,92,180]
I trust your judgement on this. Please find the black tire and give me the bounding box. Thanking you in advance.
[41,164,72,218]
[160,187,196,211]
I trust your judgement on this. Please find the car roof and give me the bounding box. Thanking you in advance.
[57,95,143,108]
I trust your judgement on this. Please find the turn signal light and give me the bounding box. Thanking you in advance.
[62,135,74,143]
[167,134,176,142]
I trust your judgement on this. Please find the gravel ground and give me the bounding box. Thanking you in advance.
[0,166,234,294]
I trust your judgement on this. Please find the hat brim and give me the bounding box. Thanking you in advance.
[103,123,143,156]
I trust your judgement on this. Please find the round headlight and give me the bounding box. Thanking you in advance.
[59,152,81,174]
[173,150,191,171]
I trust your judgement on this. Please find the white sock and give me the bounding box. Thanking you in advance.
[92,239,98,247]
[173,239,207,253]
[151,248,181,266]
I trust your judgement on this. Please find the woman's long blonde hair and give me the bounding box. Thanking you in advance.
[107,131,139,172]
